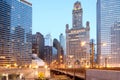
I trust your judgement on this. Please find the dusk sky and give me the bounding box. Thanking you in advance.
[29,0,97,40]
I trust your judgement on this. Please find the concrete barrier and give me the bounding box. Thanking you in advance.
[86,69,120,80]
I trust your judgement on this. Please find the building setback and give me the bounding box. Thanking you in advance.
[0,0,32,66]
[66,1,90,68]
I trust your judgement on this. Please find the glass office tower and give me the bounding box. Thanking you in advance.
[0,0,32,66]
[97,0,120,67]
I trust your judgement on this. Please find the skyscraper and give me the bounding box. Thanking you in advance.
[59,33,66,55]
[44,46,52,65]
[32,32,44,60]
[97,0,120,67]
[53,39,63,65]
[45,34,53,46]
[66,1,90,68]
[0,0,32,66]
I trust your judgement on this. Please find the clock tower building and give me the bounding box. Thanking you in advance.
[66,1,90,68]
[72,1,83,28]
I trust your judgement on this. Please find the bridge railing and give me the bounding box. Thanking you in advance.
[56,68,86,74]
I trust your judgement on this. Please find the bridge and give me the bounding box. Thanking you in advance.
[50,68,86,80]
[50,67,120,80]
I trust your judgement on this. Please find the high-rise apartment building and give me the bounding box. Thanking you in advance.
[0,0,32,66]
[97,0,120,67]
[66,1,90,68]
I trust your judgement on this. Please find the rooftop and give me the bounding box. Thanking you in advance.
[20,0,32,6]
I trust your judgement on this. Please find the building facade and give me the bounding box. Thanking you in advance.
[32,32,44,60]
[52,47,57,62]
[0,0,32,66]
[66,1,90,68]
[97,0,120,67]
[110,22,120,67]
[44,46,52,65]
